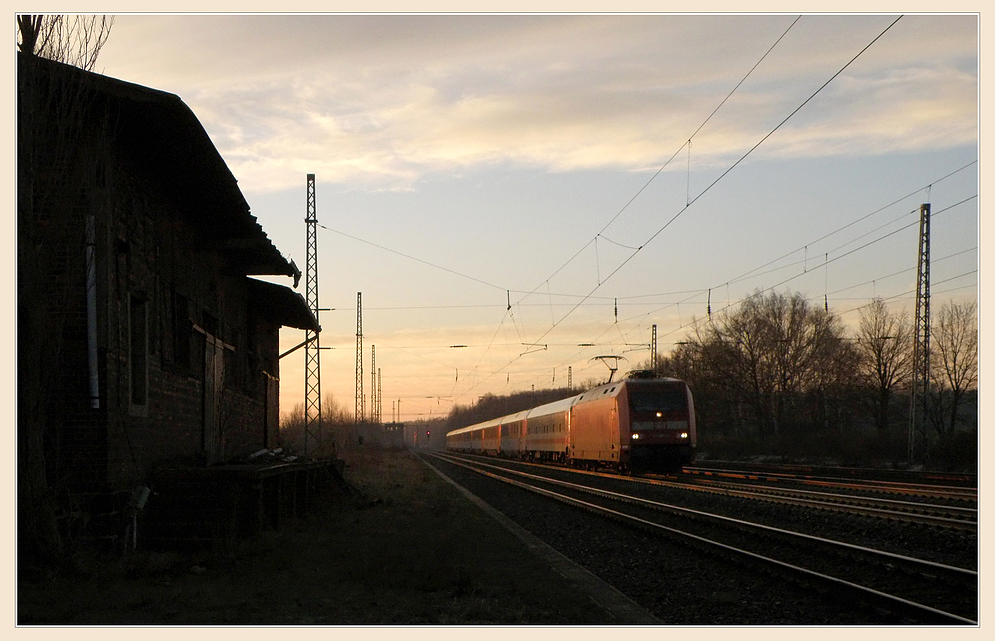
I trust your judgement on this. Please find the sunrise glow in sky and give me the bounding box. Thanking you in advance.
[95,12,979,423]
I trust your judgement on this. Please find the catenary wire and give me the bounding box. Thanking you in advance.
[509,16,907,361]
[448,16,906,405]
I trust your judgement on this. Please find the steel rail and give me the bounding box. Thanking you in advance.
[445,452,976,530]
[685,477,977,521]
[435,453,976,581]
[685,466,977,501]
[429,452,976,625]
[663,478,977,530]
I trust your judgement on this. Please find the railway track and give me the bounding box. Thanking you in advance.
[685,461,976,488]
[427,451,977,625]
[449,454,976,530]
[658,475,977,530]
[684,464,978,501]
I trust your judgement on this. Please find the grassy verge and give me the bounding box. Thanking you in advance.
[18,445,616,625]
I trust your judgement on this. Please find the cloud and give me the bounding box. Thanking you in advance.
[98,14,978,195]
[756,65,977,159]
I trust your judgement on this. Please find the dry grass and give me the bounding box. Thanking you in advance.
[18,444,615,625]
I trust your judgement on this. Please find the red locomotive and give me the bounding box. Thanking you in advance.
[446,372,695,473]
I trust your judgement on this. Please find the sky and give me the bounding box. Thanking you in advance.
[92,12,979,424]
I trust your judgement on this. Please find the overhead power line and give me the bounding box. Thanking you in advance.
[450,15,908,406]
[761,196,976,294]
[521,166,975,393]
[726,160,977,286]
[426,169,975,401]
[827,246,977,297]
[314,156,974,316]
[621,197,976,343]
[319,224,507,292]
[522,16,907,352]
[513,15,804,304]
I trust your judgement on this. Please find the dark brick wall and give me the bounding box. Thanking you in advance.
[32,121,285,494]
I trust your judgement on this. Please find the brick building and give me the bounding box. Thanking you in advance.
[18,51,317,525]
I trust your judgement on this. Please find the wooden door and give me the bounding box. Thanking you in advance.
[203,334,225,465]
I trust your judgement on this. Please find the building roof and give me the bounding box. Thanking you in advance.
[19,52,301,284]
[246,278,318,332]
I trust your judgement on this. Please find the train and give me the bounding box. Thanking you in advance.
[445,371,696,473]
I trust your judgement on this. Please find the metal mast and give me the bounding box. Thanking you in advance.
[376,369,382,424]
[651,324,658,371]
[355,292,364,424]
[304,174,322,456]
[908,203,931,464]
[370,345,377,424]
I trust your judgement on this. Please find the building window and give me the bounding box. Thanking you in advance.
[130,293,148,407]
[172,290,191,370]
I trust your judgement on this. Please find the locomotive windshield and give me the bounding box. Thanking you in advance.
[629,382,688,413]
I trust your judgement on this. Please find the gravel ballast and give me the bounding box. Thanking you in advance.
[424,453,978,625]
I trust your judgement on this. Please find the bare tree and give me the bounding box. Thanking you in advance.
[680,297,778,437]
[804,311,860,434]
[855,298,913,434]
[930,300,978,434]
[658,333,720,437]
[321,392,352,425]
[673,291,853,439]
[17,14,113,565]
[755,292,842,433]
[17,14,113,71]
[279,394,351,456]
[278,402,307,454]
[710,299,775,435]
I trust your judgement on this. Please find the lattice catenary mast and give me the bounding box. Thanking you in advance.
[355,292,364,424]
[370,345,377,425]
[651,324,658,371]
[908,203,931,464]
[303,174,322,456]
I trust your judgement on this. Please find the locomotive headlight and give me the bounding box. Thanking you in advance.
[680,432,689,439]
[656,412,663,418]
[632,433,641,440]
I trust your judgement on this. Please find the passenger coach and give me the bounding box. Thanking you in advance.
[446,372,696,473]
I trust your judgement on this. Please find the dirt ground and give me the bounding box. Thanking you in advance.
[17,445,618,625]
